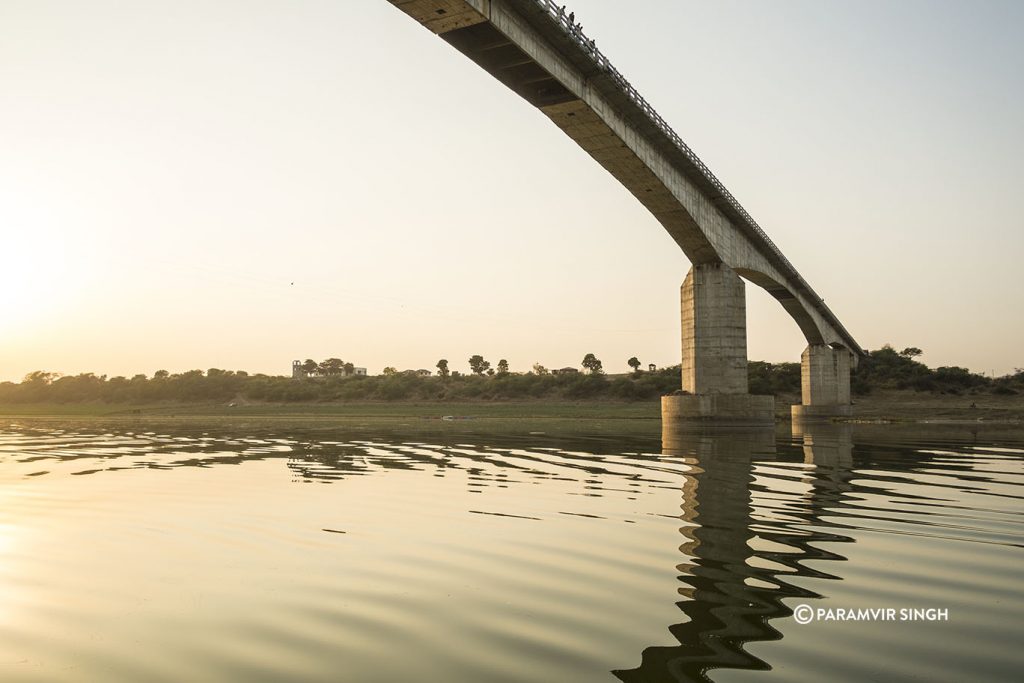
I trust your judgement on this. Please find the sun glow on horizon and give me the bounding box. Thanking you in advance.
[0,206,89,336]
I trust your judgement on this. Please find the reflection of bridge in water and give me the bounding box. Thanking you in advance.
[614,423,856,682]
[3,422,1019,681]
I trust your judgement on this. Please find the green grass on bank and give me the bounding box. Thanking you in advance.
[3,391,1023,425]
[0,400,662,420]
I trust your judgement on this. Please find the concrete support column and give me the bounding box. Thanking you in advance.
[663,264,773,425]
[681,263,748,394]
[791,344,852,421]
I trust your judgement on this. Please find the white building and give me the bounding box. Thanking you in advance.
[292,360,366,379]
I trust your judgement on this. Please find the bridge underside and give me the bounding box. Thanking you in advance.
[386,0,862,423]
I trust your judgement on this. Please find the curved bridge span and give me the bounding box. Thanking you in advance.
[386,0,861,422]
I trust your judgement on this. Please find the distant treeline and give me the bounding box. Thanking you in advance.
[752,345,1023,396]
[1,346,1021,405]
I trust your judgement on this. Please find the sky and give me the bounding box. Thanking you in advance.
[2,0,1022,381]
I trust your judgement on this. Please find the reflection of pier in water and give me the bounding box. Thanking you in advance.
[614,423,856,682]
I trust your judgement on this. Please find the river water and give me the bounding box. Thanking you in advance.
[0,419,1021,682]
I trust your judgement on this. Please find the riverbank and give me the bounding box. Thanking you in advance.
[1,390,1022,424]
[0,401,658,420]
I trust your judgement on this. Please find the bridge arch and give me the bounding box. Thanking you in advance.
[731,267,826,347]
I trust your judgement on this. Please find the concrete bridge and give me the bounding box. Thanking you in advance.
[385,0,863,423]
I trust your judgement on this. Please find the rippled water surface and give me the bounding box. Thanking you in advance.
[0,419,1022,682]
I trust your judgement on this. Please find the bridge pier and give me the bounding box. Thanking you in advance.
[661,264,774,425]
[791,344,852,422]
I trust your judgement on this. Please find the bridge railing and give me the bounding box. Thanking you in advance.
[532,0,798,276]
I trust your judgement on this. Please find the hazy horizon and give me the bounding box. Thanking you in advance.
[3,0,1023,382]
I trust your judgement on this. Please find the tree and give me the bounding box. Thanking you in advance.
[496,359,509,376]
[301,359,319,376]
[343,362,355,376]
[627,357,641,373]
[23,371,58,384]
[382,367,398,376]
[436,359,450,378]
[153,370,169,380]
[899,347,923,359]
[582,353,603,374]
[320,358,344,376]
[469,355,490,375]
[532,362,549,375]
[486,368,495,376]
